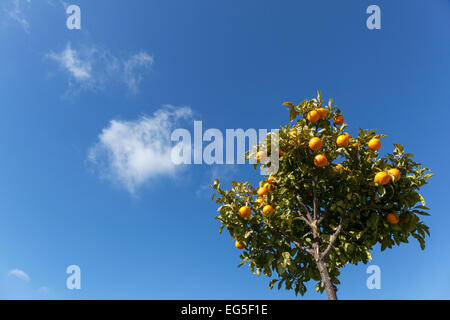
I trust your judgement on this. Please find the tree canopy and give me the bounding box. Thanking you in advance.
[211,91,432,299]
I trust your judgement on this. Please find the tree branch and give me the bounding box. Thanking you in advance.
[317,211,330,225]
[296,201,313,225]
[285,184,313,224]
[267,226,315,256]
[321,217,347,258]
[311,172,318,221]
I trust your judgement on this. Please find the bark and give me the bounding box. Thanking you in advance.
[315,258,338,300]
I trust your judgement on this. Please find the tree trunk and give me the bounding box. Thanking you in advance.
[315,258,338,300]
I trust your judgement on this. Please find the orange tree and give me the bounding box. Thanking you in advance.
[211,91,432,300]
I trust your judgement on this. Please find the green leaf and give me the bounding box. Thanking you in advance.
[414,211,430,216]
[418,194,426,206]
[269,279,278,290]
[289,108,297,121]
[282,102,295,108]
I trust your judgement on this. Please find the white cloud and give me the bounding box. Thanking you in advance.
[45,42,119,94]
[46,42,153,95]
[124,52,154,94]
[89,105,193,193]
[46,43,92,81]
[8,269,30,282]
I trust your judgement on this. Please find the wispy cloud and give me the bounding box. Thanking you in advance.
[3,0,32,33]
[89,105,192,193]
[124,52,154,94]
[46,42,92,81]
[45,42,154,95]
[8,269,30,282]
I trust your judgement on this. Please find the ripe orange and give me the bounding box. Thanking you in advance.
[388,168,401,181]
[386,213,399,224]
[336,134,349,147]
[238,205,251,218]
[264,182,275,191]
[267,175,274,184]
[307,110,320,123]
[235,240,245,249]
[314,154,328,167]
[255,197,264,206]
[368,138,381,151]
[317,108,328,119]
[308,137,322,151]
[289,129,298,138]
[374,172,391,185]
[256,151,266,162]
[262,205,274,215]
[257,186,268,197]
[334,163,343,172]
[334,115,344,125]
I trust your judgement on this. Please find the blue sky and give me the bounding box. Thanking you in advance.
[0,0,449,299]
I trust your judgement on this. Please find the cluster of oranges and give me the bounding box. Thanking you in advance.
[256,176,275,215]
[305,110,403,226]
[234,176,277,249]
[306,107,328,123]
[243,107,404,248]
[374,168,401,185]
[303,110,348,168]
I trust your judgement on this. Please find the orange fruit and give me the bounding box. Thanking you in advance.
[279,148,284,156]
[255,198,264,206]
[262,205,274,215]
[238,206,251,218]
[336,134,349,147]
[307,110,320,123]
[314,154,328,167]
[374,172,391,185]
[289,129,298,138]
[257,186,268,197]
[267,175,274,184]
[386,213,399,224]
[317,108,328,119]
[235,240,245,249]
[388,168,401,181]
[264,182,275,191]
[352,143,359,150]
[334,115,344,125]
[368,138,381,151]
[308,137,322,151]
[256,151,266,162]
[334,163,343,172]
